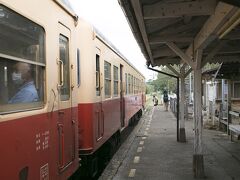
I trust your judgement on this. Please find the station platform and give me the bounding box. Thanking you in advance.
[100,105,240,180]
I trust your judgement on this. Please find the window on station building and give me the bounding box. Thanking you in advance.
[216,81,222,99]
[96,54,100,96]
[0,5,45,114]
[113,66,118,96]
[233,81,240,98]
[104,61,111,97]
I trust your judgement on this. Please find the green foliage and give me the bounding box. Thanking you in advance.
[147,66,178,94]
[202,63,220,72]
[146,83,154,94]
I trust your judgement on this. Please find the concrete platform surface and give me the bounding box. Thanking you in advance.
[100,106,240,180]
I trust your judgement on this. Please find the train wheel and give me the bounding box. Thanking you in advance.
[79,155,98,178]
[139,109,143,117]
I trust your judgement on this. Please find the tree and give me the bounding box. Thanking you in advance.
[146,83,154,94]
[148,66,178,94]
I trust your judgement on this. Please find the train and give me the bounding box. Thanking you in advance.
[0,0,146,179]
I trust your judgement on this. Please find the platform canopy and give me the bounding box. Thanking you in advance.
[119,0,240,67]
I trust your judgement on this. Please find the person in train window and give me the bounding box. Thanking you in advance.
[8,62,39,103]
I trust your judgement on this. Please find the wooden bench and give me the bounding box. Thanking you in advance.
[228,111,240,141]
[229,124,240,141]
[229,110,240,117]
[220,117,228,125]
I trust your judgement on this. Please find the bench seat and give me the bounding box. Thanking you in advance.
[229,124,240,141]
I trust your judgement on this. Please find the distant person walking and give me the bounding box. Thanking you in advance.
[152,95,158,106]
[163,90,169,111]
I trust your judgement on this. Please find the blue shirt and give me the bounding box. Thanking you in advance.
[8,81,39,103]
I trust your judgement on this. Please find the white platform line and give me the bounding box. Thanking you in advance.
[137,147,143,153]
[133,156,140,163]
[129,169,136,177]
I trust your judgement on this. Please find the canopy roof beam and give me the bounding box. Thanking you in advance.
[130,0,154,65]
[143,0,217,19]
[186,2,239,58]
[166,64,180,77]
[149,36,194,45]
[166,42,195,68]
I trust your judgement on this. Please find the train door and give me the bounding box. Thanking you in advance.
[57,23,75,170]
[95,48,104,140]
[120,64,125,128]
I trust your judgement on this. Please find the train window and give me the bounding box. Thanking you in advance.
[59,35,70,101]
[125,73,128,95]
[131,75,133,94]
[113,66,118,96]
[96,54,100,96]
[128,74,131,94]
[136,78,139,94]
[0,5,45,63]
[77,49,81,87]
[0,6,45,114]
[104,61,111,97]
[137,79,140,93]
[134,77,136,94]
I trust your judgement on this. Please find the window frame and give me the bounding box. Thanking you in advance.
[96,54,100,96]
[0,5,46,114]
[232,81,240,98]
[113,65,119,96]
[104,61,111,98]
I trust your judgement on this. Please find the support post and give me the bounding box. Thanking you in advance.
[193,51,205,178]
[179,66,186,142]
[177,78,180,142]
[228,79,232,134]
[212,83,216,126]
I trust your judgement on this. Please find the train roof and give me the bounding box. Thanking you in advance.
[94,28,145,79]
[59,0,74,11]
[53,0,78,21]
[56,1,145,79]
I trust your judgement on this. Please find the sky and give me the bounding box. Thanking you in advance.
[68,0,156,81]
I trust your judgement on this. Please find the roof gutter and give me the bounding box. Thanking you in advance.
[118,0,151,66]
[53,0,78,26]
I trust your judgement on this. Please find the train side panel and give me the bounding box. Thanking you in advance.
[0,0,79,179]
[76,25,145,156]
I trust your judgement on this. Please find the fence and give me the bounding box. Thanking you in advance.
[170,97,177,117]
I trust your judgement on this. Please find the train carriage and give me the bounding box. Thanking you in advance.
[76,24,146,175]
[0,0,146,179]
[0,0,79,179]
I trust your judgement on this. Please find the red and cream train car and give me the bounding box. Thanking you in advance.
[76,23,145,175]
[0,0,145,179]
[0,0,79,179]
